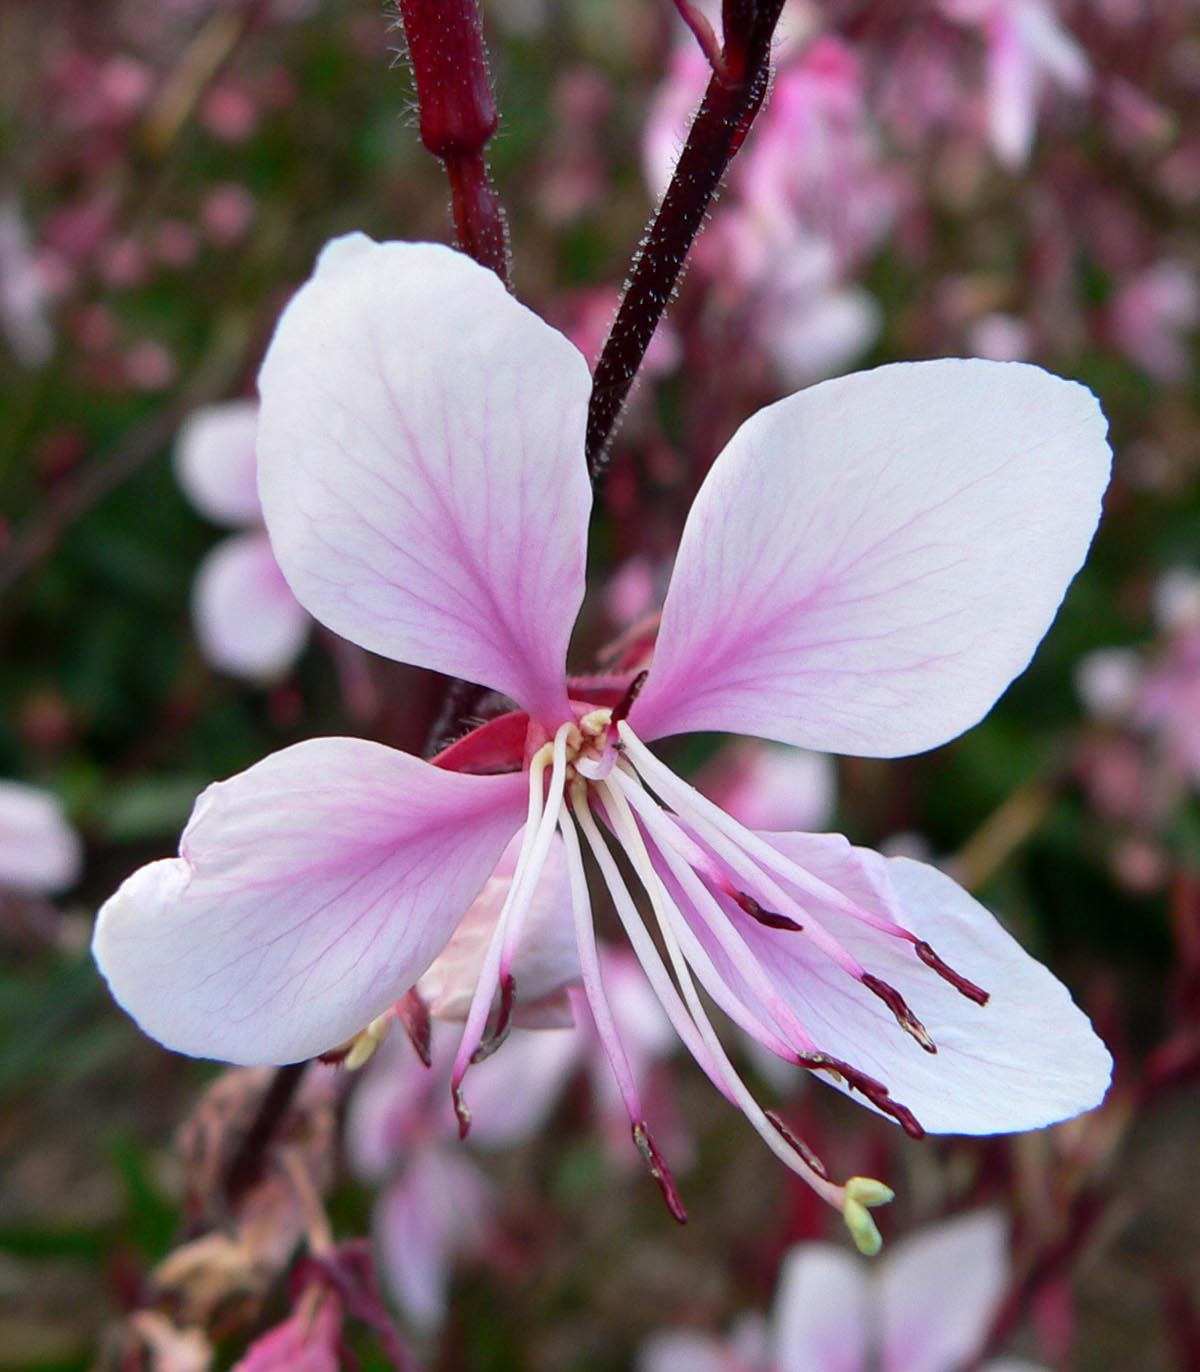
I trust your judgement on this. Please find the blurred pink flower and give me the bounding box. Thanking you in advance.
[233,1286,341,1372]
[1108,261,1199,384]
[697,742,836,836]
[0,781,82,894]
[944,0,1090,167]
[0,199,53,368]
[347,1021,578,1330]
[96,236,1113,1246]
[639,1211,1045,1372]
[1077,568,1200,789]
[645,35,887,384]
[174,400,309,682]
[200,184,257,247]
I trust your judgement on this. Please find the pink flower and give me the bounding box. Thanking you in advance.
[640,1210,1047,1372]
[643,36,885,385]
[0,198,53,369]
[175,401,309,682]
[233,1286,342,1372]
[945,0,1090,168]
[0,781,82,894]
[95,236,1112,1246]
[1108,261,1199,385]
[347,1022,578,1330]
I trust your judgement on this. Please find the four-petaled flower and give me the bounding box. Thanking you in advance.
[94,234,1113,1248]
[640,1210,1045,1372]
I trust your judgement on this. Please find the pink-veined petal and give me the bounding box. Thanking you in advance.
[174,399,262,526]
[632,360,1110,757]
[93,739,526,1065]
[374,1145,493,1332]
[256,235,593,725]
[710,831,1112,1134]
[192,531,309,682]
[0,780,82,894]
[878,1211,1007,1372]
[772,1244,871,1372]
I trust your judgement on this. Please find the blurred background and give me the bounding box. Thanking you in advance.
[0,1,1197,1368]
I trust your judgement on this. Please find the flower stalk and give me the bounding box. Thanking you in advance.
[585,0,787,474]
[396,0,511,286]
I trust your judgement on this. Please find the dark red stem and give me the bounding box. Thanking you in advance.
[222,1060,307,1208]
[397,0,511,285]
[585,0,786,475]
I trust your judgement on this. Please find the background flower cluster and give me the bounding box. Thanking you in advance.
[0,1,1196,1369]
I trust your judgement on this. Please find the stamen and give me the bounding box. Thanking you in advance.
[570,785,739,1100]
[915,940,990,1005]
[796,1051,925,1139]
[598,779,847,1211]
[633,1121,688,1225]
[611,756,869,981]
[860,974,937,1053]
[615,776,825,1059]
[735,891,803,932]
[559,792,687,1223]
[395,989,432,1067]
[764,1109,829,1180]
[620,723,991,1009]
[611,668,649,724]
[451,725,571,1135]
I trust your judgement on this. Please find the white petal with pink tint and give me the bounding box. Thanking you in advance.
[193,531,309,681]
[633,360,1110,757]
[92,739,527,1064]
[878,1210,1007,1372]
[174,399,261,526]
[772,1244,871,1372]
[0,781,82,894]
[257,236,593,725]
[719,833,1112,1134]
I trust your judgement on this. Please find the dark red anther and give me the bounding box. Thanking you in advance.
[861,973,937,1054]
[765,1108,828,1179]
[798,1052,926,1140]
[453,1079,472,1140]
[734,889,803,932]
[914,940,990,1006]
[396,988,432,1068]
[470,972,515,1064]
[611,669,649,726]
[633,1121,689,1224]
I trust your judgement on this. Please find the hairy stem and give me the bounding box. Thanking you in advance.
[585,0,786,475]
[396,0,511,285]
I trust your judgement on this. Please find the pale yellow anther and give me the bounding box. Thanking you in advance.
[843,1199,883,1256]
[842,1175,894,1256]
[343,1011,394,1070]
[845,1175,895,1208]
[577,707,613,740]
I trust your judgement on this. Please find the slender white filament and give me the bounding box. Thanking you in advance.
[452,722,572,1090]
[557,794,644,1123]
[599,778,845,1210]
[569,784,738,1101]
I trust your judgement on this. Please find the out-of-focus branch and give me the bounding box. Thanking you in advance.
[585,0,786,476]
[396,0,510,285]
[0,313,250,603]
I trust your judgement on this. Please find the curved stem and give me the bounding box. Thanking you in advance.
[585,0,786,474]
